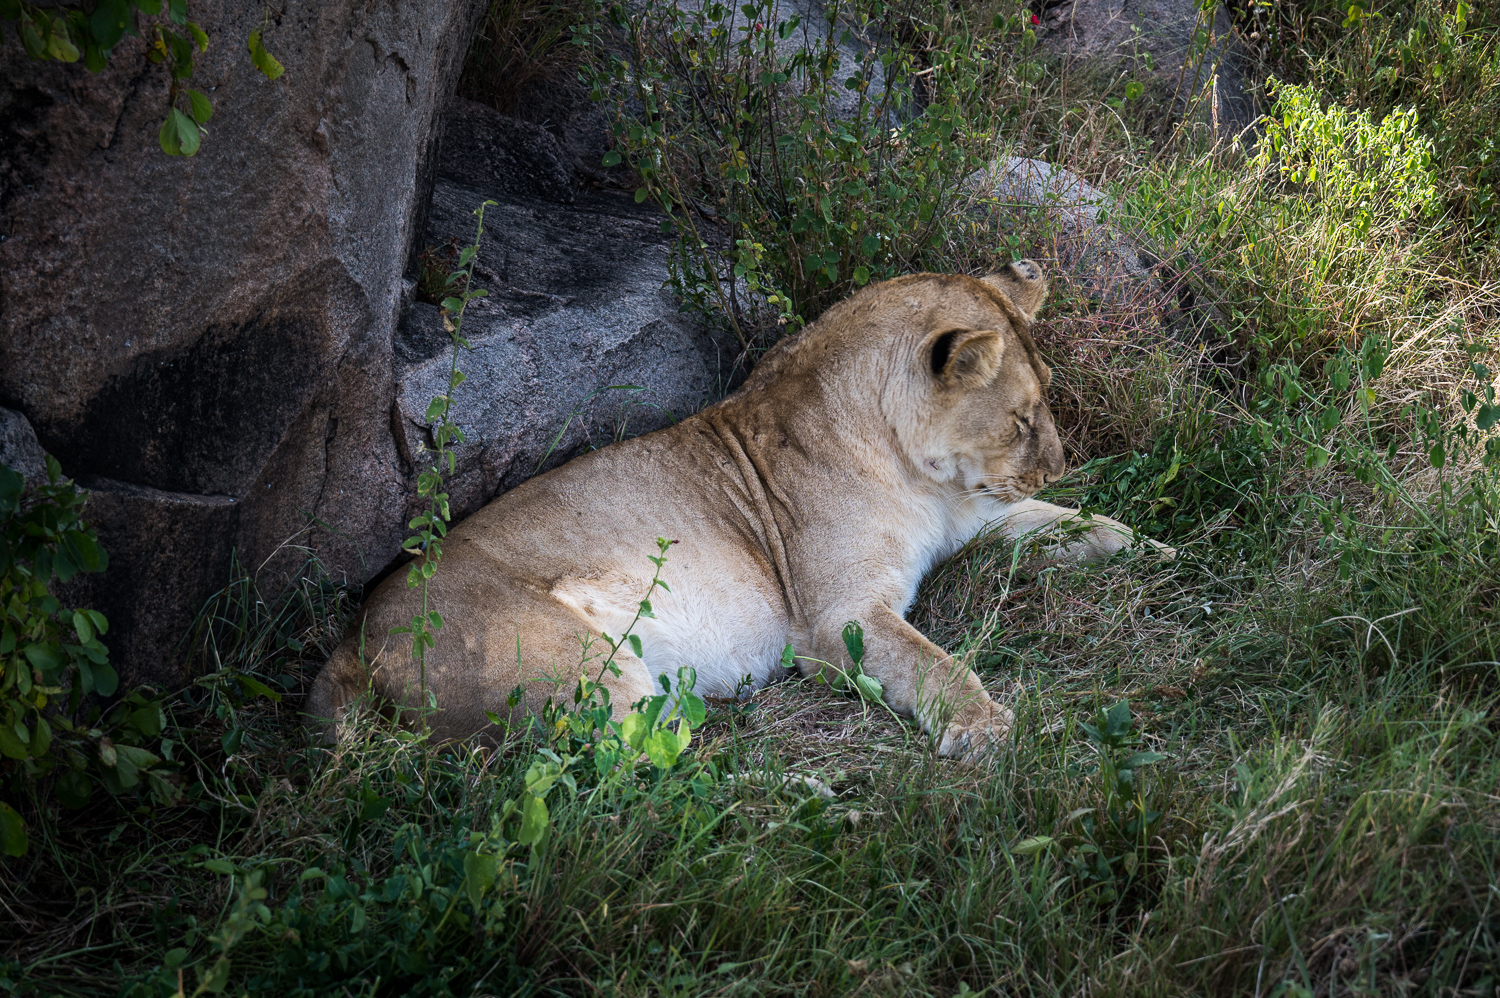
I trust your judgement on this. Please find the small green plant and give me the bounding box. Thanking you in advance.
[1014,701,1168,902]
[1,1,284,156]
[0,459,176,857]
[782,621,886,708]
[392,199,496,725]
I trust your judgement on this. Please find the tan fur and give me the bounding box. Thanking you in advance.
[307,262,1170,756]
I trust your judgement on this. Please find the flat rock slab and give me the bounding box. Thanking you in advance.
[397,154,743,520]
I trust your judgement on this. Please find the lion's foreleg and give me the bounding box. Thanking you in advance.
[991,499,1175,563]
[811,606,1012,758]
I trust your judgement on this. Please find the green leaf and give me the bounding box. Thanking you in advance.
[201,858,235,875]
[1105,700,1132,737]
[780,643,795,669]
[517,792,550,846]
[0,725,27,761]
[1121,751,1167,769]
[93,662,119,697]
[19,15,45,59]
[464,851,500,905]
[853,265,870,285]
[47,17,80,61]
[359,795,392,821]
[601,150,622,167]
[1010,835,1054,856]
[90,0,131,50]
[0,802,27,857]
[247,26,285,80]
[235,673,281,702]
[854,673,883,703]
[187,89,213,124]
[1124,80,1144,100]
[627,634,643,659]
[680,690,707,727]
[638,599,654,619]
[841,621,864,667]
[634,187,649,203]
[619,712,648,751]
[1477,404,1500,432]
[159,110,182,155]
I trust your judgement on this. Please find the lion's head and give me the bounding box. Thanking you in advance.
[871,260,1066,503]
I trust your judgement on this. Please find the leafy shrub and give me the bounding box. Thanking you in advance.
[0,460,175,858]
[581,0,1032,333]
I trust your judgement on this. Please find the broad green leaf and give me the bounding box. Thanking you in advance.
[159,111,183,155]
[247,26,285,80]
[187,89,213,124]
[0,802,27,857]
[90,0,130,51]
[854,673,883,703]
[671,687,704,728]
[627,634,643,658]
[1121,751,1167,769]
[0,725,27,761]
[93,662,119,697]
[464,851,499,905]
[47,18,80,61]
[841,621,864,667]
[517,792,549,845]
[236,673,281,702]
[359,795,391,821]
[619,712,648,751]
[1011,835,1054,856]
[170,108,200,155]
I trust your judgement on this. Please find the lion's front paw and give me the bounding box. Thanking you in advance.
[935,702,1015,760]
[1076,521,1176,563]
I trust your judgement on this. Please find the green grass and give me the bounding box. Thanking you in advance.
[4,0,1500,994]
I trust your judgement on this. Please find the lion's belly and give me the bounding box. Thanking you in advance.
[550,562,790,698]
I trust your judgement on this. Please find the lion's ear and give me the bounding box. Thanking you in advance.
[981,258,1048,321]
[927,327,1004,389]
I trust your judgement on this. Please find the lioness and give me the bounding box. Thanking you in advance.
[308,262,1166,755]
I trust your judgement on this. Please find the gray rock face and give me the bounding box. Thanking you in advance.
[1039,0,1258,134]
[0,23,738,687]
[0,407,47,483]
[970,157,1152,301]
[968,157,1223,335]
[1,0,486,684]
[398,99,743,524]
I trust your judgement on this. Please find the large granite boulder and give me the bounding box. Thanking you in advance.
[2,1,492,684]
[1039,0,1258,135]
[0,11,738,687]
[394,98,743,536]
[965,157,1224,337]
